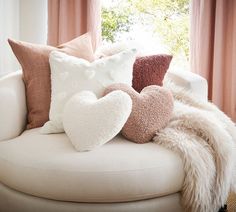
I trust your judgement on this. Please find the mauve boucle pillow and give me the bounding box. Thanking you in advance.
[104,83,174,144]
[132,55,172,93]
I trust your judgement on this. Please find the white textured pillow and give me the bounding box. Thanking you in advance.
[63,90,132,151]
[95,41,138,58]
[41,49,137,134]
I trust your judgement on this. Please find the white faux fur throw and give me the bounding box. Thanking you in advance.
[153,83,236,212]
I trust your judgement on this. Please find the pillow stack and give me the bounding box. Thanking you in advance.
[9,34,173,151]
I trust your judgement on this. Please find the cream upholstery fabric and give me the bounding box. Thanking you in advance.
[164,70,208,101]
[0,71,26,141]
[0,128,184,203]
[0,183,183,212]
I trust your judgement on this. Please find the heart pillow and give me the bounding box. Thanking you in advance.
[63,90,132,151]
[104,84,174,144]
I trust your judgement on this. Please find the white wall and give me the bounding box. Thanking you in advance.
[0,0,47,77]
[19,0,47,44]
[0,0,20,76]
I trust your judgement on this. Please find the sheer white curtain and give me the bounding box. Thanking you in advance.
[0,0,47,77]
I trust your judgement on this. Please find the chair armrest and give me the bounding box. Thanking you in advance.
[0,71,27,141]
[164,70,208,102]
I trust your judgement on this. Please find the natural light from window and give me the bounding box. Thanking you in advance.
[102,0,190,72]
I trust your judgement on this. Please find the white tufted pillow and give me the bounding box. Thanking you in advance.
[41,49,137,134]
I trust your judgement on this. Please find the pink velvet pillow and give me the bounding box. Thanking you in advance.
[104,83,174,144]
[132,55,172,93]
[8,33,94,129]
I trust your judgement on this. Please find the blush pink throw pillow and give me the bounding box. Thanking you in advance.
[132,55,172,93]
[8,33,94,129]
[104,83,174,144]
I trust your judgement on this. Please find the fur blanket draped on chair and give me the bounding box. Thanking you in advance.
[153,83,236,212]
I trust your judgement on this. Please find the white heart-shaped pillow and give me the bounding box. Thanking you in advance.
[63,90,132,151]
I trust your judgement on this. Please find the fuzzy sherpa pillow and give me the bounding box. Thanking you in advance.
[63,90,132,151]
[132,55,172,92]
[104,83,174,144]
[41,48,137,134]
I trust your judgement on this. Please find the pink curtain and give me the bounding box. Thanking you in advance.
[47,0,101,50]
[190,0,236,122]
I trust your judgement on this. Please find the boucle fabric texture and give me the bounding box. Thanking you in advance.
[104,83,174,144]
[63,90,132,151]
[41,49,137,134]
[153,81,236,212]
[8,33,94,129]
[132,55,172,93]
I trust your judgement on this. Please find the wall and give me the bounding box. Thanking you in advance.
[0,0,47,77]
[19,0,47,44]
[0,0,20,76]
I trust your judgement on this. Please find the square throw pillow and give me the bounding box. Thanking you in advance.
[95,43,172,92]
[41,48,137,134]
[8,33,94,129]
[132,55,172,93]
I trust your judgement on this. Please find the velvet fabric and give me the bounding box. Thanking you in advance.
[8,33,94,129]
[47,0,101,50]
[190,0,236,121]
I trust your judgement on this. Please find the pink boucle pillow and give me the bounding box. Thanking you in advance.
[104,83,174,144]
[132,55,172,93]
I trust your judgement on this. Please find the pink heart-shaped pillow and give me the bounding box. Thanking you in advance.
[104,83,174,144]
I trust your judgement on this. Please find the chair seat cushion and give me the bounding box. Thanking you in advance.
[0,128,184,203]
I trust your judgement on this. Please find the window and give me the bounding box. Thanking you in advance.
[102,0,190,71]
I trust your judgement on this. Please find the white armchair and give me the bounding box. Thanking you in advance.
[0,70,208,212]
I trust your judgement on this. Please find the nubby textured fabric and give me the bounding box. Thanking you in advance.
[63,91,132,151]
[104,83,174,144]
[94,42,172,93]
[41,49,137,134]
[132,55,172,92]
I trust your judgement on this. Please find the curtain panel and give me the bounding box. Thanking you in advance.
[47,0,101,50]
[190,0,236,122]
